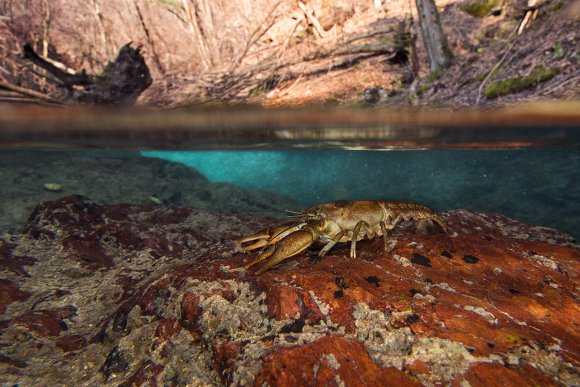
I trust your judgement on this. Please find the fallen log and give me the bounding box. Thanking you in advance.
[23,43,152,105]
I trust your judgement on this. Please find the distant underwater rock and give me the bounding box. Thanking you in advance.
[0,196,578,385]
[43,183,63,192]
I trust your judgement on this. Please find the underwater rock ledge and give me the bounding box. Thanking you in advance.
[0,195,578,386]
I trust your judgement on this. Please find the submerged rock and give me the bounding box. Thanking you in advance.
[0,196,578,385]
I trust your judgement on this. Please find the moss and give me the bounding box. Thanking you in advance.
[550,43,564,60]
[460,0,499,17]
[428,68,443,82]
[417,84,431,96]
[484,67,560,99]
[158,0,184,8]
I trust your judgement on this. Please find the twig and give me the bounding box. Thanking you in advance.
[476,37,518,105]
[342,27,397,46]
[23,44,91,86]
[277,73,304,98]
[275,18,302,61]
[297,1,326,38]
[28,67,64,85]
[182,0,213,69]
[0,81,62,104]
[0,96,57,105]
[543,74,580,95]
[235,1,282,67]
[90,0,113,58]
[0,90,24,98]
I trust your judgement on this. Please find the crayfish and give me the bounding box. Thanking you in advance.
[237,200,447,274]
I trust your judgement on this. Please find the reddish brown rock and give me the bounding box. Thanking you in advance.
[155,319,182,342]
[56,335,88,353]
[0,240,36,277]
[458,362,559,387]
[0,279,30,314]
[181,292,202,328]
[0,197,578,385]
[255,336,422,386]
[259,281,326,323]
[122,360,164,387]
[11,305,76,337]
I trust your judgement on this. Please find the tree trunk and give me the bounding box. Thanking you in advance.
[414,0,452,73]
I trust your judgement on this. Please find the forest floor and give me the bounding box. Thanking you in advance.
[0,0,578,109]
[147,0,580,108]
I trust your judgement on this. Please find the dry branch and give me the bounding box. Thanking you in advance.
[0,80,62,103]
[195,39,396,102]
[235,1,283,67]
[297,1,326,38]
[23,44,91,87]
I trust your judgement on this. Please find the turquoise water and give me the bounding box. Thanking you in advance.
[142,149,580,239]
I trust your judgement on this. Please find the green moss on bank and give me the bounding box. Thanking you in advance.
[461,0,498,17]
[484,67,560,99]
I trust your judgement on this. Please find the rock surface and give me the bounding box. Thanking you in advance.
[0,196,578,386]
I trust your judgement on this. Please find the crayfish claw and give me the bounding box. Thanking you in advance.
[244,245,275,270]
[236,223,307,253]
[251,229,318,275]
[235,227,273,253]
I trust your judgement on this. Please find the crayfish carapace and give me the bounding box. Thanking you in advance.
[237,200,447,274]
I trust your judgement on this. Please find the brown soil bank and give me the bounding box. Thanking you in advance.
[0,0,578,107]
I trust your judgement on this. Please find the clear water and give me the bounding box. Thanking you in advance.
[142,149,580,239]
[0,106,579,240]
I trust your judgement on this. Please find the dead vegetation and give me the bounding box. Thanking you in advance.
[0,0,578,108]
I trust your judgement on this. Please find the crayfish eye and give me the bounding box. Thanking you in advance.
[305,215,323,227]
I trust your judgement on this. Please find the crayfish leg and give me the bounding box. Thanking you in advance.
[416,216,447,235]
[379,221,389,251]
[432,215,448,234]
[350,220,371,259]
[318,230,345,258]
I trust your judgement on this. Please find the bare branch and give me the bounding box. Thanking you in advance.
[297,1,326,38]
[0,81,63,104]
